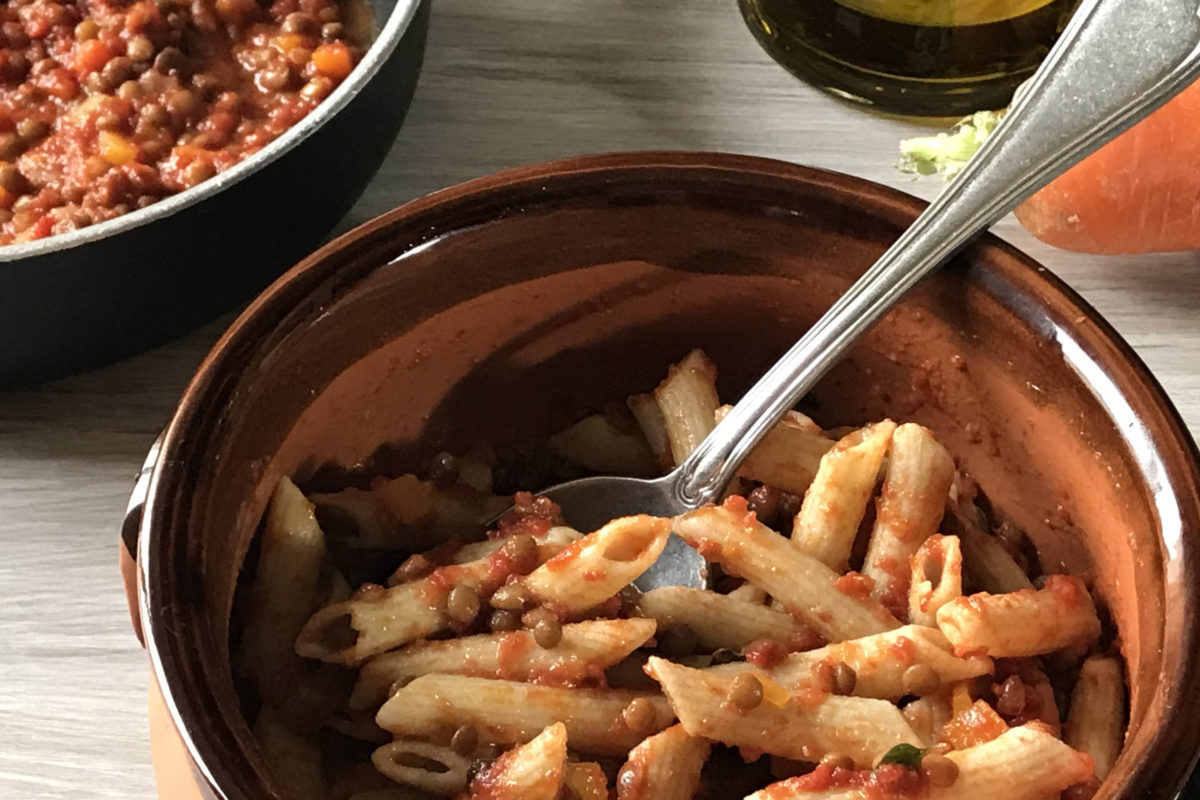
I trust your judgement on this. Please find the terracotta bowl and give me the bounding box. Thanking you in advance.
[121,152,1200,798]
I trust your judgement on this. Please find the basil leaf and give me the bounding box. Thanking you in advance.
[878,743,926,768]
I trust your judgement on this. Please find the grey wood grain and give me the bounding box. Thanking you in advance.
[2,1,1197,797]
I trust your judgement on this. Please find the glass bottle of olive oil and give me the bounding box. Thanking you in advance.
[738,0,1077,117]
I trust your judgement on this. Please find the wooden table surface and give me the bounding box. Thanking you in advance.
[3,1,1198,797]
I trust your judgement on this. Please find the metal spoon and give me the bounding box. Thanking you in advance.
[537,0,1200,590]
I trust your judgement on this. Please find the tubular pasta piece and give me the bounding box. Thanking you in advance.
[549,414,659,477]
[646,657,922,768]
[1065,655,1125,780]
[947,498,1035,593]
[936,576,1101,657]
[563,762,609,800]
[349,618,657,709]
[371,740,471,796]
[450,526,581,566]
[461,723,567,800]
[712,625,992,701]
[616,724,709,800]
[903,689,954,746]
[726,582,768,604]
[637,586,817,652]
[628,393,673,471]
[862,423,956,618]
[655,349,721,465]
[240,478,348,727]
[909,534,964,627]
[376,675,673,756]
[297,530,569,665]
[521,515,671,615]
[791,420,895,570]
[744,724,1094,800]
[716,405,834,496]
[309,487,400,548]
[673,502,899,641]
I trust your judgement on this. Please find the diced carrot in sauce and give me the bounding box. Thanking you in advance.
[124,1,161,32]
[274,34,305,53]
[98,131,138,166]
[941,698,1008,750]
[312,41,354,81]
[73,39,112,75]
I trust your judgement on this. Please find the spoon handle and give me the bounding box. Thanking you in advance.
[676,0,1200,506]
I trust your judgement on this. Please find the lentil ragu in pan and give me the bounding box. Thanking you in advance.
[0,0,371,245]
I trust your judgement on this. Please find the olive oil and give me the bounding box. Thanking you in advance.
[739,0,1077,117]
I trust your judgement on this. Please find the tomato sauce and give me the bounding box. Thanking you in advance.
[744,638,789,670]
[0,0,368,244]
[761,763,925,800]
[832,571,875,599]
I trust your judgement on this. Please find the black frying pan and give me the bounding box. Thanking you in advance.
[0,0,430,387]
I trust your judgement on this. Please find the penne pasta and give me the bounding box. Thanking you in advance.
[616,724,709,800]
[654,349,721,465]
[791,420,895,570]
[862,423,956,618]
[647,657,922,768]
[256,352,1126,799]
[627,392,673,471]
[309,487,400,549]
[716,405,834,496]
[949,501,1036,594]
[744,724,1094,800]
[371,740,472,796]
[448,525,581,567]
[239,478,348,726]
[936,576,1101,657]
[349,618,657,709]
[711,625,992,702]
[726,582,768,605]
[636,586,817,652]
[909,534,964,627]
[521,515,671,615]
[549,413,659,477]
[372,474,510,527]
[376,675,674,756]
[673,502,899,641]
[564,762,609,800]
[254,706,325,800]
[460,723,568,800]
[903,688,954,745]
[1065,655,1126,780]
[297,531,567,665]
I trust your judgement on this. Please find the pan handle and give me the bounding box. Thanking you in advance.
[120,433,163,647]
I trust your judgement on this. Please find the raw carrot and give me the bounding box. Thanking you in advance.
[1014,80,1200,254]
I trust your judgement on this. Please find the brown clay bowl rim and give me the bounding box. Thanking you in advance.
[138,151,1200,798]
